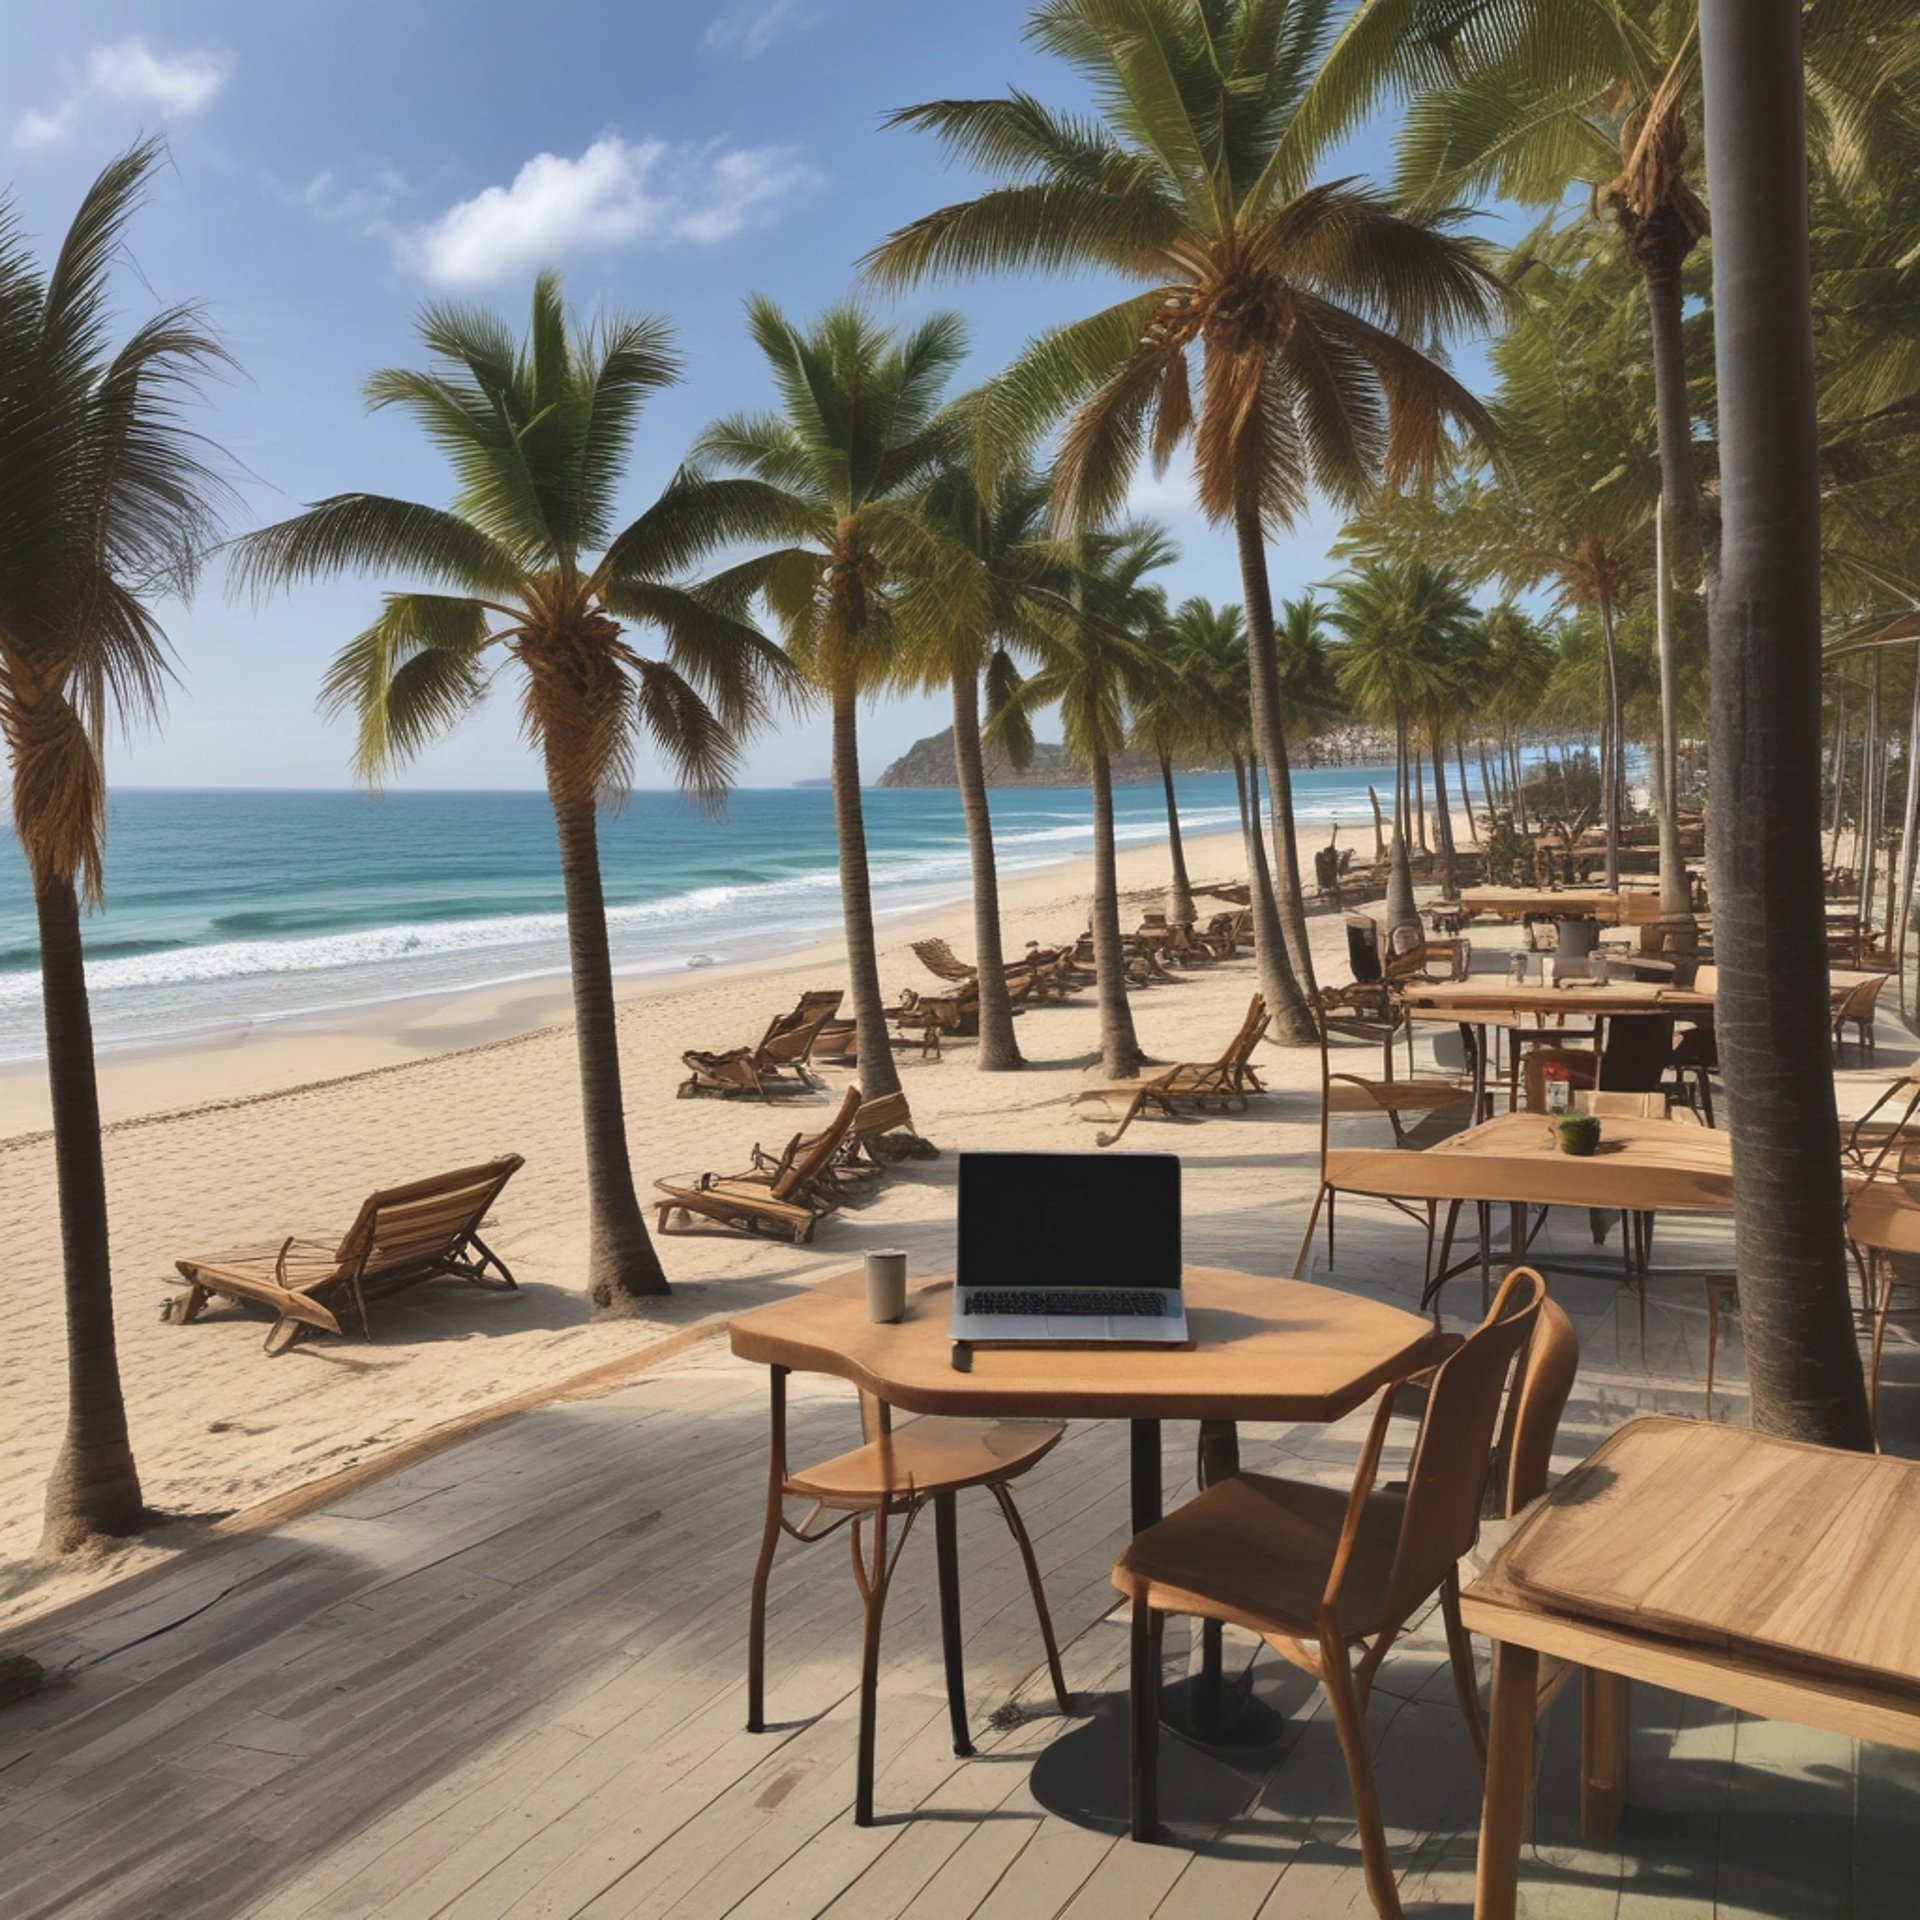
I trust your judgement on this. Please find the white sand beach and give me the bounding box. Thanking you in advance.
[4,817,1414,1634]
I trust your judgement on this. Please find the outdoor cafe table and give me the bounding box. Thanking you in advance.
[728,1267,1438,1537]
[1401,972,1886,1119]
[1467,1417,1920,1917]
[728,1267,1439,1796]
[1460,886,1666,927]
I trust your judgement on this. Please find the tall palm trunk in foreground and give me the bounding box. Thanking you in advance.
[1701,0,1872,1448]
[3,145,238,1549]
[951,666,1021,1070]
[35,861,141,1550]
[547,767,658,1295]
[830,681,902,1098]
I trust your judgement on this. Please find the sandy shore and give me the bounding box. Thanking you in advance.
[0,805,1473,1634]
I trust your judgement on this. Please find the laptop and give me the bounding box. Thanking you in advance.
[949,1150,1189,1346]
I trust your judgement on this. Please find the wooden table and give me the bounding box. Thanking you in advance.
[1461,887,1666,927]
[731,1269,1439,1790]
[730,1268,1438,1530]
[1467,1417,1920,1917]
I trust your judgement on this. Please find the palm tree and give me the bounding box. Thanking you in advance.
[1,143,234,1550]
[1327,558,1474,939]
[692,300,963,1099]
[996,522,1176,1080]
[1699,0,1873,1448]
[907,453,1066,1069]
[1481,603,1555,832]
[864,0,1501,1043]
[233,274,796,1309]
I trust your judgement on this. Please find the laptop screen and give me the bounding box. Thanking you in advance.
[957,1151,1182,1292]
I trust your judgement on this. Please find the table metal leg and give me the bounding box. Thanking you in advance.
[1474,1640,1540,1919]
[1131,1418,1163,1533]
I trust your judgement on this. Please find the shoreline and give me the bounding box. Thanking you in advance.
[0,810,1431,1136]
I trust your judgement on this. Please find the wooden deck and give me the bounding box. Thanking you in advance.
[6,1135,1919,1914]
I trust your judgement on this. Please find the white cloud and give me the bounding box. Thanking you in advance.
[405,135,820,286]
[12,36,233,149]
[295,166,410,236]
[88,38,233,115]
[703,0,816,59]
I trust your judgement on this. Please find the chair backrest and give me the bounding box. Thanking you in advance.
[1220,993,1269,1071]
[338,1156,524,1279]
[1346,914,1383,983]
[759,990,844,1064]
[1599,1013,1677,1092]
[1493,1296,1579,1518]
[1520,1045,1597,1113]
[1383,1267,1545,1623]
[771,1086,862,1200]
[852,1089,911,1140]
[912,939,973,983]
[1574,1089,1666,1119]
[1846,1068,1920,1174]
[1841,973,1889,1023]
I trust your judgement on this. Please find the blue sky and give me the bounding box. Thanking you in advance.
[2,0,1475,792]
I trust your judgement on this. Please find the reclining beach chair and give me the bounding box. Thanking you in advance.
[170,1156,524,1355]
[910,938,977,986]
[680,989,842,1098]
[654,1087,863,1244]
[1075,994,1270,1146]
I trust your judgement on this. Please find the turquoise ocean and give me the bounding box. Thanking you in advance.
[0,765,1408,1063]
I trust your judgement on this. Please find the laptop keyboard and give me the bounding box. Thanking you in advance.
[965,1289,1168,1317]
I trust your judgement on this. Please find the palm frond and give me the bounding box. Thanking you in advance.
[229,494,525,600]
[317,592,496,780]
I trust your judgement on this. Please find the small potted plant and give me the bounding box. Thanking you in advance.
[1556,1112,1603,1156]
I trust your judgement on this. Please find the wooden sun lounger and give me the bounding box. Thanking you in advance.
[680,989,842,1098]
[654,1087,863,1244]
[171,1156,524,1355]
[911,938,977,986]
[1074,993,1270,1145]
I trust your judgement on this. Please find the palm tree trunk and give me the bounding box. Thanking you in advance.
[830,678,903,1102]
[1654,503,1694,926]
[1510,732,1530,834]
[1478,738,1497,829]
[1089,744,1142,1080]
[1431,725,1458,898]
[1159,750,1195,925]
[36,866,145,1553]
[1367,783,1385,861]
[1457,737,1479,845]
[1642,233,1705,592]
[1385,704,1418,939]
[1231,749,1252,859]
[1232,501,1318,1036]
[1413,737,1429,853]
[1858,651,1883,931]
[1597,587,1624,888]
[1828,696,1847,868]
[546,769,668,1306]
[950,666,1021,1071]
[1701,0,1872,1449]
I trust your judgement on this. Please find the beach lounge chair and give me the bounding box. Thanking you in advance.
[679,990,842,1098]
[170,1156,524,1355]
[1074,993,1270,1146]
[654,1087,862,1244]
[911,938,977,986]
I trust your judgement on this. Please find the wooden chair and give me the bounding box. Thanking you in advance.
[1296,1008,1475,1290]
[654,1087,862,1244]
[1833,972,1890,1059]
[171,1156,523,1356]
[1072,993,1270,1146]
[1113,1269,1546,1918]
[1843,1066,1920,1177]
[679,990,842,1098]
[748,1367,1070,1826]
